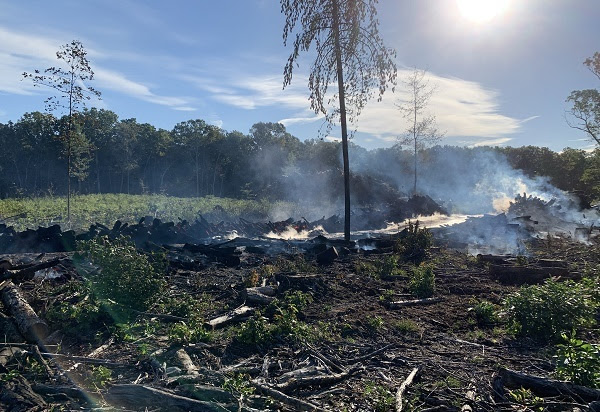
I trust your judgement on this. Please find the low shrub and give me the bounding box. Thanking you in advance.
[395,220,433,263]
[408,264,435,298]
[503,279,596,341]
[77,236,167,311]
[472,300,500,326]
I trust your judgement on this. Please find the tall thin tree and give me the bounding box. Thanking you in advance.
[23,40,101,223]
[281,0,396,241]
[396,68,444,195]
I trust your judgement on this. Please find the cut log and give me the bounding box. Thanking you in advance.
[245,288,276,305]
[389,297,441,309]
[477,254,512,264]
[0,281,48,342]
[396,367,419,412]
[498,368,600,401]
[489,264,576,285]
[103,384,235,412]
[206,305,255,329]
[274,366,361,392]
[175,348,199,375]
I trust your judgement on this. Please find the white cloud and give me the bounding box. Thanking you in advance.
[184,72,310,111]
[0,27,196,111]
[278,113,324,126]
[355,70,524,145]
[185,66,524,145]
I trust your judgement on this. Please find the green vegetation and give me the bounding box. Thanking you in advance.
[363,381,395,412]
[88,365,112,389]
[555,332,600,388]
[78,236,167,311]
[168,321,213,344]
[408,264,435,298]
[0,194,285,231]
[393,318,422,335]
[471,300,500,326]
[237,291,313,345]
[395,220,433,263]
[503,278,597,341]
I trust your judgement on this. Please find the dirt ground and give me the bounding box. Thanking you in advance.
[1,234,599,412]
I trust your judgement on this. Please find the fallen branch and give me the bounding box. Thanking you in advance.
[389,297,442,309]
[396,367,419,411]
[103,384,233,412]
[345,343,397,364]
[274,365,362,392]
[251,380,327,412]
[206,305,255,329]
[498,368,600,402]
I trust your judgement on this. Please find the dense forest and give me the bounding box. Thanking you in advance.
[0,109,598,207]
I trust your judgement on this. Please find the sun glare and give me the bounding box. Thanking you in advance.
[457,0,510,24]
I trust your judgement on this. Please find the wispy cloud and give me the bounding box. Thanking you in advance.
[186,65,525,146]
[0,26,196,112]
[354,70,524,145]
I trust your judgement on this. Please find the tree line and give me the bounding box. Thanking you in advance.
[0,110,598,206]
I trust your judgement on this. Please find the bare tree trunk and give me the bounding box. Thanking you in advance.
[332,0,351,242]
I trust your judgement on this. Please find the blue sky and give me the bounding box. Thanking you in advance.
[0,0,599,151]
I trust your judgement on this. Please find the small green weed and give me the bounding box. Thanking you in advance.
[471,300,499,326]
[355,260,378,278]
[223,373,255,398]
[363,381,395,412]
[168,321,212,344]
[393,319,422,335]
[236,291,313,345]
[507,388,544,411]
[88,365,112,389]
[366,315,385,331]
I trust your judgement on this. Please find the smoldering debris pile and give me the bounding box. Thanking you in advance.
[432,193,600,255]
[0,195,447,254]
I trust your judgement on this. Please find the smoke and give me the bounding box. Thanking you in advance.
[244,138,598,252]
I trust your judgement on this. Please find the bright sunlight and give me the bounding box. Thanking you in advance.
[457,0,510,23]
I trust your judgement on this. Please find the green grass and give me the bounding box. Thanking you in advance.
[0,194,292,230]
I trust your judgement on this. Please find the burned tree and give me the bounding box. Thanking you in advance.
[23,40,101,222]
[396,68,444,195]
[281,0,397,241]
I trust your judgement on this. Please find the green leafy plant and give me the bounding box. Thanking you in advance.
[168,321,212,344]
[503,279,596,340]
[237,291,314,345]
[555,332,600,388]
[393,319,422,335]
[355,260,378,278]
[376,255,406,279]
[408,264,435,298]
[223,373,255,398]
[471,300,500,326]
[395,220,433,263]
[77,236,167,311]
[89,365,112,389]
[366,315,385,331]
[363,381,395,412]
[507,388,544,411]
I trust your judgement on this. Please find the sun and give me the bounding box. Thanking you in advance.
[457,0,510,24]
